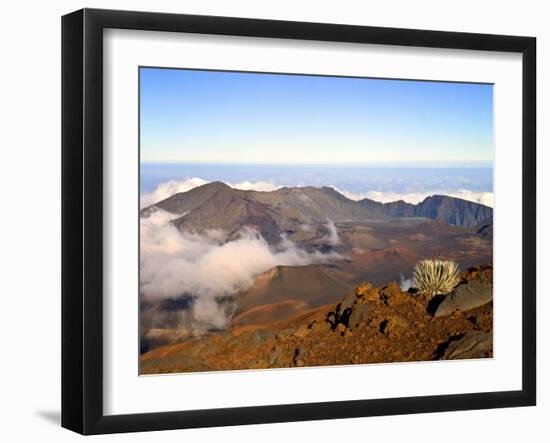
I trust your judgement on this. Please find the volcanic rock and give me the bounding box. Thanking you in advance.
[442,331,493,359]
[140,264,493,374]
[381,315,410,338]
[348,304,375,328]
[380,281,410,306]
[355,283,380,302]
[434,272,492,317]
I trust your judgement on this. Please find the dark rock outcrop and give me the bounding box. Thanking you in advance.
[413,195,492,228]
[441,331,493,359]
[475,216,493,240]
[434,271,492,317]
[348,304,374,327]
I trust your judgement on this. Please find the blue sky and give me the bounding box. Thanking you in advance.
[139,67,494,165]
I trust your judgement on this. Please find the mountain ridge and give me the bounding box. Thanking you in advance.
[358,193,493,227]
[142,182,493,243]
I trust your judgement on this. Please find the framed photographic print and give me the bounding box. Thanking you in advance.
[61,8,536,435]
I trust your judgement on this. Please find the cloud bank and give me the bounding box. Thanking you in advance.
[140,209,341,332]
[334,188,494,208]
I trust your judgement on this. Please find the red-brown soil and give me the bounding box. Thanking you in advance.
[140,265,493,374]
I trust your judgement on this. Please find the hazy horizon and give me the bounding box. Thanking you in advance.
[140,162,494,208]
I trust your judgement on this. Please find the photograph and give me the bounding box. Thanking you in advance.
[138,67,494,375]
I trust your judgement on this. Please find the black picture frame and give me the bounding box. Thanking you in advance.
[62,8,536,435]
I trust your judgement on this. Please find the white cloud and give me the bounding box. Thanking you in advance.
[399,273,414,291]
[140,209,341,332]
[141,177,209,208]
[325,220,341,245]
[228,180,281,192]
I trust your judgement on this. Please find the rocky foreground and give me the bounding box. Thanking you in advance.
[140,265,493,374]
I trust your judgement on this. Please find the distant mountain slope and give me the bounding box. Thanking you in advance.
[358,194,492,227]
[143,181,231,216]
[149,182,390,221]
[236,265,354,312]
[143,182,391,243]
[231,299,312,327]
[172,183,284,243]
[413,195,493,227]
[475,216,493,240]
[142,182,493,241]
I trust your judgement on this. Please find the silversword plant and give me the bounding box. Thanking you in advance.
[413,259,460,299]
